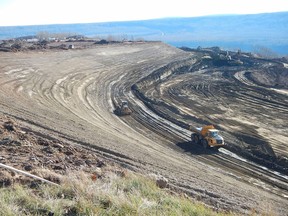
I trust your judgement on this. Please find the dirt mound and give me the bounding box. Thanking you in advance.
[248,64,288,88]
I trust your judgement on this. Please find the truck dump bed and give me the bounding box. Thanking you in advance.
[188,125,215,137]
[188,125,202,134]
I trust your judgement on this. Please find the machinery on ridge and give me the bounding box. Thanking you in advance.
[114,100,132,116]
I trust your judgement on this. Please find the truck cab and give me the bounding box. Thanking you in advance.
[206,129,224,147]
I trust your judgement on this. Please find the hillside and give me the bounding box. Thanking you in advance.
[0,115,229,216]
[0,41,287,214]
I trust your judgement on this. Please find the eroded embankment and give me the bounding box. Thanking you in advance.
[132,49,288,175]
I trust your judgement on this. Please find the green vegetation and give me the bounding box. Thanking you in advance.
[0,170,231,216]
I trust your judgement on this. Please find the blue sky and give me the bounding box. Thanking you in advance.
[0,0,288,26]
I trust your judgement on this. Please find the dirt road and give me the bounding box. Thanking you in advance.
[0,42,287,214]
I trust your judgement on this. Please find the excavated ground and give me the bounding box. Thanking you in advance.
[132,47,288,173]
[0,42,288,214]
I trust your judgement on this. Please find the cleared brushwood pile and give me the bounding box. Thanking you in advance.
[0,115,108,187]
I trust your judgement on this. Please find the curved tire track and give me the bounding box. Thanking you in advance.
[0,43,287,214]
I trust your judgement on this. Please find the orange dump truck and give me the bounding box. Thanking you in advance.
[189,125,225,149]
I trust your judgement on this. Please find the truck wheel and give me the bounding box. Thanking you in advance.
[202,140,208,149]
[191,133,199,144]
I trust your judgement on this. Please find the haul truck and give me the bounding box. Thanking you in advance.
[189,125,225,149]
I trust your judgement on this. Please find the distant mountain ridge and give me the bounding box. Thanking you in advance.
[0,12,287,55]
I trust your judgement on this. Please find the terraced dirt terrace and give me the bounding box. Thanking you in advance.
[0,42,287,214]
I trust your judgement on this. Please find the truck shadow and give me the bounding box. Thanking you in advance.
[176,141,219,155]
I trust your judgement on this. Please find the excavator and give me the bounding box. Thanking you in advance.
[114,100,132,116]
[189,125,225,149]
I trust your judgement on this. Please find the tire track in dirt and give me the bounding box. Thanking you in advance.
[144,60,288,160]
[0,43,287,214]
[126,86,288,198]
[129,52,288,207]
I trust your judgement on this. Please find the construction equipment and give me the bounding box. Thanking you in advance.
[114,100,132,116]
[189,125,225,149]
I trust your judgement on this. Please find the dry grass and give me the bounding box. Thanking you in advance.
[0,169,232,216]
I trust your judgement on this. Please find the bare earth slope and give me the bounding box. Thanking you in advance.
[0,42,287,214]
[132,48,288,172]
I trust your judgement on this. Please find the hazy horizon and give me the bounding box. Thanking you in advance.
[1,12,287,56]
[0,0,288,26]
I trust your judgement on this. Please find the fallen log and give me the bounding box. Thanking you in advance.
[0,162,59,186]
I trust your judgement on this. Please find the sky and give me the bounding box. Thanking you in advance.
[0,0,288,26]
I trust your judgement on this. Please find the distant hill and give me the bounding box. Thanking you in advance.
[0,12,287,55]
